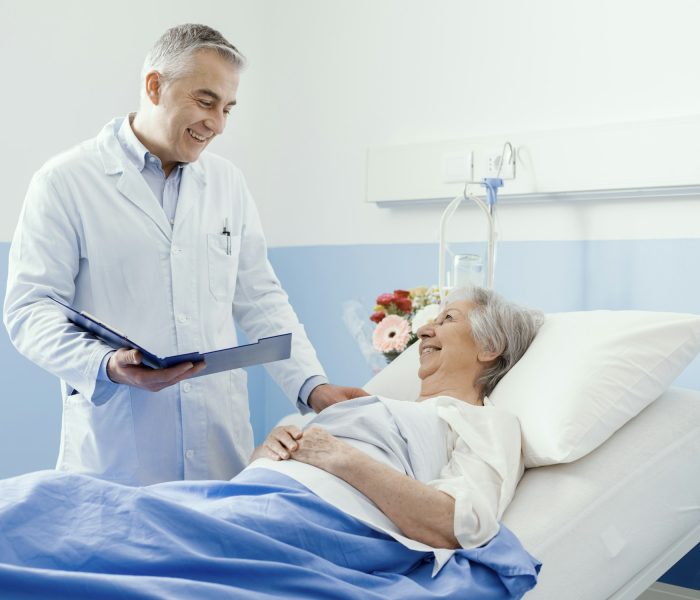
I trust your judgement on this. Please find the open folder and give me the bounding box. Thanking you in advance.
[50,298,292,378]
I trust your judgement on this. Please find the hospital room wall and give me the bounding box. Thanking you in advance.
[1,0,700,590]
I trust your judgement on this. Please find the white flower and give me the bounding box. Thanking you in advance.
[411,304,441,334]
[426,285,443,305]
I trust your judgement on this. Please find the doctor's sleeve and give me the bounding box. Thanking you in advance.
[3,171,116,404]
[230,174,326,410]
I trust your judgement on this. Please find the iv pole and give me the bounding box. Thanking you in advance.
[438,143,514,300]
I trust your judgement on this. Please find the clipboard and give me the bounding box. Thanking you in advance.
[50,298,292,378]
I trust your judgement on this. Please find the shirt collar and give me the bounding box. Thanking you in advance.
[116,113,151,171]
[116,113,185,174]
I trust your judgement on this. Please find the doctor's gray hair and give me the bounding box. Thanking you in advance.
[141,24,246,96]
[443,286,544,399]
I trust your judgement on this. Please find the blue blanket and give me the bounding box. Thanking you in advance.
[0,468,540,599]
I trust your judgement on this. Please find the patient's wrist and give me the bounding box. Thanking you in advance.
[326,444,361,476]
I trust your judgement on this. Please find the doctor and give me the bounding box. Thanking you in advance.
[3,24,365,486]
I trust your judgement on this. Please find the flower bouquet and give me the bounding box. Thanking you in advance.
[370,286,442,363]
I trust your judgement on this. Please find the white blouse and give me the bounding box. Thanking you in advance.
[421,395,524,549]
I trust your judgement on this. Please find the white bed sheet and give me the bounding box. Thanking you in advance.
[502,387,700,600]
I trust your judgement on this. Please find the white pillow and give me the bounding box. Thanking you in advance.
[489,311,700,467]
[364,342,421,401]
[363,310,700,469]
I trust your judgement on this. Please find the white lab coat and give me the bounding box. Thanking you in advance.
[3,117,325,486]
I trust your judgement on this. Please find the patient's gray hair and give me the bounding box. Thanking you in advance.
[140,24,246,98]
[443,286,544,399]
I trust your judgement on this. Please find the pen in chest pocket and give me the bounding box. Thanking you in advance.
[222,218,231,255]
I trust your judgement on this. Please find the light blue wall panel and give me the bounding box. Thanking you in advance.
[0,246,62,477]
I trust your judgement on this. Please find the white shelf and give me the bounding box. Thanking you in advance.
[367,115,700,205]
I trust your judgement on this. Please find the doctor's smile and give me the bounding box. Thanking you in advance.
[131,47,240,177]
[186,128,210,142]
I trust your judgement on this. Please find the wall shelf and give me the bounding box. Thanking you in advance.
[367,115,700,206]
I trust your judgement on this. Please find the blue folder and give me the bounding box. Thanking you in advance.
[50,298,292,378]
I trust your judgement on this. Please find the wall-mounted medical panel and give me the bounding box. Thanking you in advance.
[367,115,700,205]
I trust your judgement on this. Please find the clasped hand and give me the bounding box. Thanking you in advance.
[250,425,345,471]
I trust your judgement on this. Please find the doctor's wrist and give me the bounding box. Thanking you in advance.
[307,383,329,413]
[98,351,116,382]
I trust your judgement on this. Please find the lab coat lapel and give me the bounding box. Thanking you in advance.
[97,118,172,241]
[116,169,173,241]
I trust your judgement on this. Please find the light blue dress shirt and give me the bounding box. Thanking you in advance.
[97,116,325,418]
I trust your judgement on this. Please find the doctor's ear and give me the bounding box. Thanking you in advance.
[144,72,162,105]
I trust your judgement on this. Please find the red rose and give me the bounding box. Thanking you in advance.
[395,297,412,313]
[370,311,386,324]
[376,293,394,307]
[394,290,410,298]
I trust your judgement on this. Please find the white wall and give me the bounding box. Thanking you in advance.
[3,0,700,246]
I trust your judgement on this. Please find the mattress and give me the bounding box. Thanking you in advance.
[502,387,700,600]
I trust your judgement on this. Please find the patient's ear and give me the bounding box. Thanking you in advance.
[477,349,500,364]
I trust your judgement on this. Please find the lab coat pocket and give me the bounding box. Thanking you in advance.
[60,387,139,483]
[207,233,240,302]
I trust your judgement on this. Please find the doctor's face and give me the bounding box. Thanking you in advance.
[145,50,239,172]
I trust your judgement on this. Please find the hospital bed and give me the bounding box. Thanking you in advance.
[280,341,700,599]
[503,386,700,600]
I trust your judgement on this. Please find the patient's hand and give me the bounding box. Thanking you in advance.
[249,425,303,462]
[289,426,349,472]
[292,426,460,549]
[308,383,369,413]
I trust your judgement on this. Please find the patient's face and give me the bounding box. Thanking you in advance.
[416,300,486,403]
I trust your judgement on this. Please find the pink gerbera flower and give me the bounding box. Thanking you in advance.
[372,314,411,353]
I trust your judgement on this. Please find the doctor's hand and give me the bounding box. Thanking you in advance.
[106,348,206,392]
[308,383,369,413]
[249,425,303,462]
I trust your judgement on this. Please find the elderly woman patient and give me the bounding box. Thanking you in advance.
[0,287,543,600]
[253,286,543,551]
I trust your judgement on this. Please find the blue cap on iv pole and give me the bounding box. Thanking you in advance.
[482,177,504,206]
